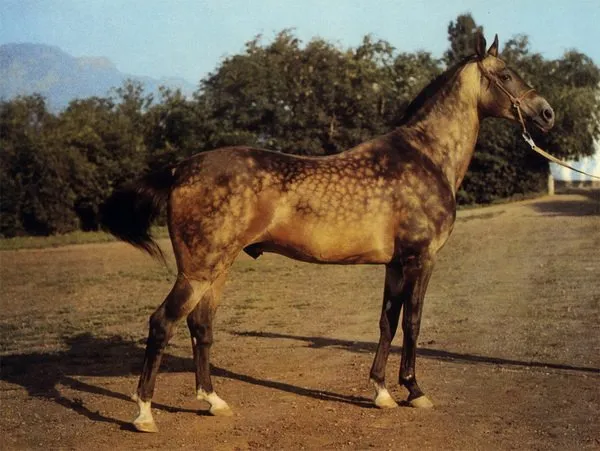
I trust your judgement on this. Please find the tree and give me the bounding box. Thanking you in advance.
[391,51,442,121]
[532,51,600,160]
[145,87,212,169]
[56,81,152,230]
[0,95,80,235]
[197,31,419,155]
[444,14,483,66]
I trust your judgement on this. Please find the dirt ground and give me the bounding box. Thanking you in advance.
[1,190,599,450]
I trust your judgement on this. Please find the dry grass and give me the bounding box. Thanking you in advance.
[0,227,169,251]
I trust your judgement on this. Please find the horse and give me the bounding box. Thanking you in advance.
[100,33,555,432]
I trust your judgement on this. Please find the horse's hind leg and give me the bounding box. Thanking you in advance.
[186,273,232,416]
[132,273,210,433]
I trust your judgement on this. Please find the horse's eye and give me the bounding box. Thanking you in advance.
[500,73,512,82]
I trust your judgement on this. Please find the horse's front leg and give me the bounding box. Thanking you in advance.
[399,255,435,408]
[369,264,404,408]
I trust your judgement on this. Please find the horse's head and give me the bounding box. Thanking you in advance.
[475,33,555,133]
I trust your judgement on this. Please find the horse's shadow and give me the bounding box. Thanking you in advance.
[0,333,198,430]
[0,332,373,429]
[1,330,598,429]
[233,331,600,374]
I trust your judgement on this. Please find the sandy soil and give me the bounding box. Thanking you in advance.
[1,190,599,450]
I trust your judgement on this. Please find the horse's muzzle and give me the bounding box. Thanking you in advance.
[531,99,555,132]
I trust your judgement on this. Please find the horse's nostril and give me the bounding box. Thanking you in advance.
[542,108,554,122]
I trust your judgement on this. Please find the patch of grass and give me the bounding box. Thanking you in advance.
[234,297,263,311]
[457,190,547,211]
[239,266,257,273]
[116,267,174,283]
[0,230,115,250]
[0,227,169,251]
[458,210,506,223]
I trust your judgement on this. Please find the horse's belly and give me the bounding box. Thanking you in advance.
[262,220,394,264]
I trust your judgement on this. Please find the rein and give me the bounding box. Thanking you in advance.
[477,61,600,181]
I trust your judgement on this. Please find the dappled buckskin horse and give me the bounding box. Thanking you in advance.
[101,33,554,432]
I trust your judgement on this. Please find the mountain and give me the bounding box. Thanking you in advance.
[0,43,196,111]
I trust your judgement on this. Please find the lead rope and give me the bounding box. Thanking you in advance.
[478,61,600,180]
[515,104,600,180]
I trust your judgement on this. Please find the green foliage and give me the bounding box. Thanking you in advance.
[145,87,206,168]
[458,121,547,204]
[1,95,79,235]
[533,52,600,160]
[444,14,483,66]
[57,84,150,230]
[1,19,599,236]
[200,31,403,155]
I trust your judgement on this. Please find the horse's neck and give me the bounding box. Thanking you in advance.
[399,64,481,191]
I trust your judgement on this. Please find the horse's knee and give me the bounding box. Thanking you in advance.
[188,318,213,346]
[402,320,421,341]
[146,314,169,351]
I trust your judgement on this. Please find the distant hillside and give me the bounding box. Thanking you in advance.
[0,43,196,111]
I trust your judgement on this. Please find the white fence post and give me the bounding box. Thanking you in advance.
[547,174,555,195]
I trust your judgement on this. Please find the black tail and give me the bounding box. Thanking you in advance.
[100,166,176,262]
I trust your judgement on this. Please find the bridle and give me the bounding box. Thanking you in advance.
[476,60,600,180]
[477,60,535,136]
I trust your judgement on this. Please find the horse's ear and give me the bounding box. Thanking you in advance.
[475,32,487,59]
[487,34,499,57]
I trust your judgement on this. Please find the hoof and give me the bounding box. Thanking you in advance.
[371,380,398,409]
[198,390,233,417]
[209,405,233,417]
[374,389,398,409]
[375,396,399,409]
[133,420,158,433]
[409,395,433,409]
[132,393,157,432]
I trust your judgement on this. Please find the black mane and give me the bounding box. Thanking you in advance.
[398,55,478,126]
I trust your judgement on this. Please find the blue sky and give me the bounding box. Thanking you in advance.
[1,0,599,84]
